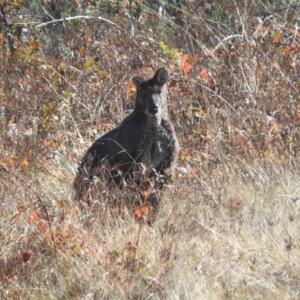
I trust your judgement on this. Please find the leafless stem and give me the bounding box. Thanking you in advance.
[4,170,55,243]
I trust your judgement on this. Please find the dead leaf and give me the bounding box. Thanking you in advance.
[37,221,47,233]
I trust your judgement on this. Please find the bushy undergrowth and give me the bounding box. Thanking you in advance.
[1,0,300,299]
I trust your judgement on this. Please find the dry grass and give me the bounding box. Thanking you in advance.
[1,150,300,299]
[1,0,300,299]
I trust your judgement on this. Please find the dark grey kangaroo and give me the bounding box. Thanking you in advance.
[74,68,179,219]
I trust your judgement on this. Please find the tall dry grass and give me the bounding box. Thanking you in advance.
[1,0,300,299]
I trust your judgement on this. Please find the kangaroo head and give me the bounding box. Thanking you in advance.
[132,68,169,121]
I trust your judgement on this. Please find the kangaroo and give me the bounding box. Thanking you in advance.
[74,68,179,222]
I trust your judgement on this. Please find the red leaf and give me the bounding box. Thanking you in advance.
[22,250,34,262]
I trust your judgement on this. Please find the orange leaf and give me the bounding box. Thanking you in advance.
[43,140,55,147]
[134,202,150,219]
[134,209,142,218]
[79,46,85,55]
[70,152,77,160]
[180,53,189,62]
[37,221,47,233]
[31,210,40,221]
[274,62,280,69]
[189,168,198,178]
[96,123,103,130]
[22,236,33,242]
[29,40,40,49]
[285,45,292,56]
[200,68,208,80]
[26,217,35,224]
[141,203,150,214]
[55,200,64,208]
[11,213,20,221]
[20,159,29,168]
[182,61,192,75]
[127,80,136,100]
[1,155,13,166]
[52,170,61,177]
[272,33,284,43]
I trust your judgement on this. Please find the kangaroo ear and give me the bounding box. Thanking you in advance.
[132,76,144,87]
[151,68,169,86]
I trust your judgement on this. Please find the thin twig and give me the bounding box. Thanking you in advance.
[212,34,243,53]
[3,170,55,243]
[197,83,239,116]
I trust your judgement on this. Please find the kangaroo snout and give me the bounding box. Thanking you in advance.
[149,105,159,116]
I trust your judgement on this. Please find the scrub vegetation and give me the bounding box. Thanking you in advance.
[0,0,300,298]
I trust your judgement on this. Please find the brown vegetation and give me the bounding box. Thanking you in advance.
[0,0,300,298]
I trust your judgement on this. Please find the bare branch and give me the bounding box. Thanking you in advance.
[34,15,121,30]
[212,34,244,53]
[3,170,55,244]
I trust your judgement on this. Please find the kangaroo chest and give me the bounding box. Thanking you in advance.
[137,124,171,166]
